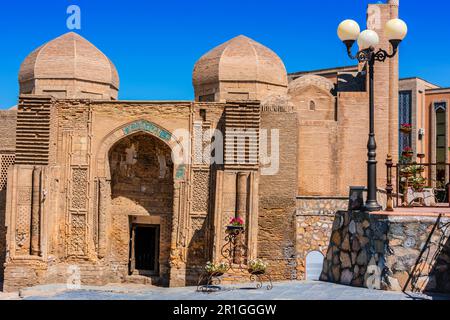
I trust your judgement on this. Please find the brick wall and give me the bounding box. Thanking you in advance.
[289,77,340,196]
[336,92,369,194]
[0,110,17,152]
[259,108,298,280]
[0,110,16,280]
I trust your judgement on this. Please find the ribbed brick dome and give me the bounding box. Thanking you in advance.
[19,32,119,99]
[193,35,287,87]
[193,35,288,101]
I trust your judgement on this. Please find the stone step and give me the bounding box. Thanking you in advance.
[124,275,159,286]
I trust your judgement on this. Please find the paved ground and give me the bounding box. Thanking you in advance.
[1,281,450,300]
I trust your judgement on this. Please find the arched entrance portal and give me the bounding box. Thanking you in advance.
[108,132,174,280]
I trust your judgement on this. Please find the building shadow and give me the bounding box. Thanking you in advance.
[185,215,210,286]
[425,221,450,294]
[337,70,366,92]
[404,216,450,295]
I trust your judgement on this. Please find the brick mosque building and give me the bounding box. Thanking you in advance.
[0,0,446,291]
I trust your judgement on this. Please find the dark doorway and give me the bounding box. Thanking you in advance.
[130,225,160,275]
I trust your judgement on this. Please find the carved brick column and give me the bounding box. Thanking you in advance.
[169,180,188,286]
[97,178,109,259]
[236,172,249,220]
[236,172,253,264]
[212,170,224,262]
[30,166,42,256]
[247,172,259,260]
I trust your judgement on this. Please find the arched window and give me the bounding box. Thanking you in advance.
[309,100,316,111]
[435,102,447,184]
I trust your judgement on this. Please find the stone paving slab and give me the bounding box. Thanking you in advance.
[2,281,449,300]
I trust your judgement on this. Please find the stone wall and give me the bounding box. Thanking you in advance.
[296,197,347,279]
[321,210,450,293]
[321,210,377,288]
[385,215,450,293]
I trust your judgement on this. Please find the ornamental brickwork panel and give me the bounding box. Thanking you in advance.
[0,154,15,191]
[68,167,88,256]
[71,168,88,211]
[192,170,210,214]
[68,213,87,256]
[16,187,32,255]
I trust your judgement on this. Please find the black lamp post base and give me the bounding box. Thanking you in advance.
[364,201,382,212]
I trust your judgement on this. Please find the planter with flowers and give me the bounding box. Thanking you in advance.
[400,166,414,178]
[248,259,268,275]
[411,164,425,174]
[410,176,427,192]
[401,165,425,177]
[204,261,229,277]
[226,217,245,235]
[400,123,412,134]
[402,146,414,159]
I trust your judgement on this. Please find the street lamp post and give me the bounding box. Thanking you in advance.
[337,18,408,212]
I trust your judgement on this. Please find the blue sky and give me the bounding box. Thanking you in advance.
[1,0,449,109]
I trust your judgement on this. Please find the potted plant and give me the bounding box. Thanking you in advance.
[411,165,425,174]
[402,146,414,158]
[410,176,427,192]
[226,217,245,235]
[248,259,268,275]
[400,123,412,134]
[205,261,229,277]
[400,166,414,178]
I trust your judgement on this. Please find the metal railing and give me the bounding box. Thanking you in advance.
[386,155,450,210]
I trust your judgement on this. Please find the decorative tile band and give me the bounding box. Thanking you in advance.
[122,120,172,142]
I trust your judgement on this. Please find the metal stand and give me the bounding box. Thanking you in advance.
[196,227,273,292]
[196,272,223,293]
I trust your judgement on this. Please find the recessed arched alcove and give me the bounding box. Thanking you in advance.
[108,132,174,281]
[305,251,325,281]
[109,132,174,213]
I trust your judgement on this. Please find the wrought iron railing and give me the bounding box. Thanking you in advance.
[386,155,450,209]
